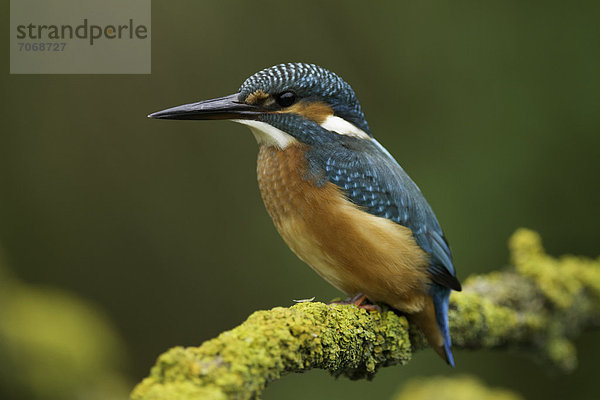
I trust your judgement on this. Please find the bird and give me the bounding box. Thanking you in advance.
[148,63,462,366]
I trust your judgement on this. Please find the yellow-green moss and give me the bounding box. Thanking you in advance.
[504,228,600,370]
[131,302,411,400]
[510,228,600,310]
[393,376,523,400]
[132,229,600,398]
[449,292,530,348]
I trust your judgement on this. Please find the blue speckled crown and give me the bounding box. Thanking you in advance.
[239,63,370,135]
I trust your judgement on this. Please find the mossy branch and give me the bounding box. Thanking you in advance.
[131,229,600,400]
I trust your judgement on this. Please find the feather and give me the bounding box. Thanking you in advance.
[307,135,461,290]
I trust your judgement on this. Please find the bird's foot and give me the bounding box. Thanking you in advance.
[329,293,381,312]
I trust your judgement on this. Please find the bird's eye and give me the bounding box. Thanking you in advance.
[275,91,296,107]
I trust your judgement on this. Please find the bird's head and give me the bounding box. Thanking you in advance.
[149,63,372,148]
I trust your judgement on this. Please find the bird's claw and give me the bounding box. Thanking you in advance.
[328,293,381,312]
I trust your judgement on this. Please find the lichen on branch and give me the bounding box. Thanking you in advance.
[131,229,600,400]
[133,302,411,400]
[450,229,600,370]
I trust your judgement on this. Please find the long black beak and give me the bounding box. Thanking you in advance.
[148,93,262,120]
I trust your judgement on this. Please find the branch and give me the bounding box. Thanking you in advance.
[131,229,600,400]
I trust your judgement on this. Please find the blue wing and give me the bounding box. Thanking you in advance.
[307,136,461,291]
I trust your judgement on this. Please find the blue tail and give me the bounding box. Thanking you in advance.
[432,286,455,367]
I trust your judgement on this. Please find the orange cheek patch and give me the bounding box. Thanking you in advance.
[245,90,270,105]
[279,101,333,124]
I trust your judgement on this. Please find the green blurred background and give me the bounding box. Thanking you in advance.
[1,1,599,399]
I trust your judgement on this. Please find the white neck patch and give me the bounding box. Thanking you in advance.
[320,115,371,140]
[231,119,298,149]
[232,114,369,148]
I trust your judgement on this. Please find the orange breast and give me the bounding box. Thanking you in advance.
[257,144,431,313]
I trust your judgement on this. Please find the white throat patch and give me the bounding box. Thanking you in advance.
[320,115,371,139]
[232,119,298,149]
[232,114,370,149]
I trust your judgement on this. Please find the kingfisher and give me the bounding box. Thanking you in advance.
[149,63,462,366]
